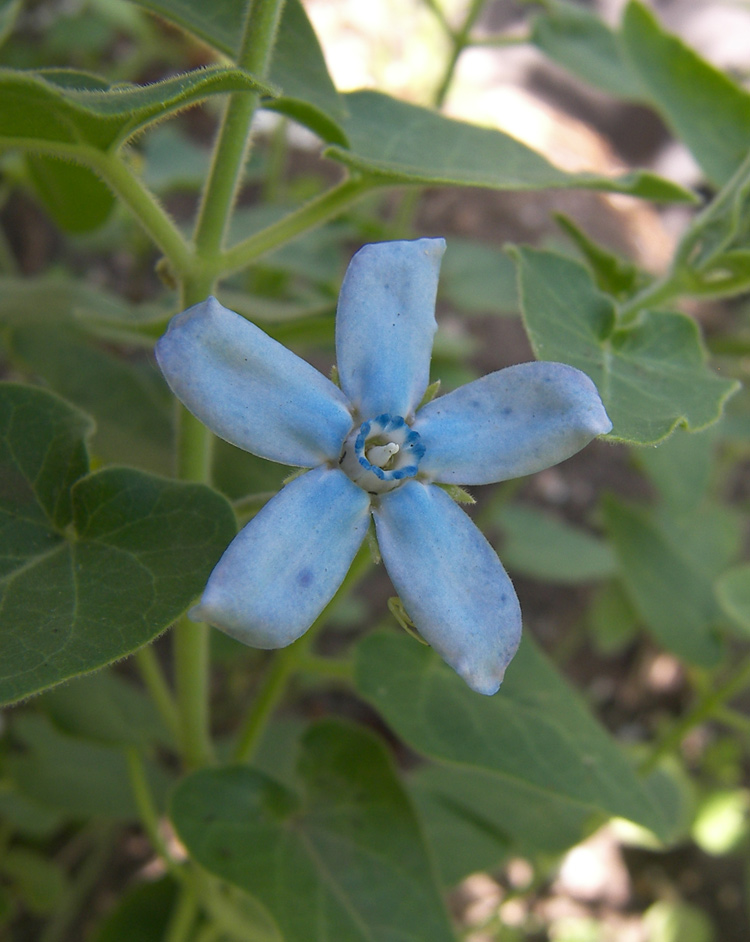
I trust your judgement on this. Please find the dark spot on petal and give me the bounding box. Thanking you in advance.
[501,406,513,416]
[297,568,314,588]
[500,594,507,603]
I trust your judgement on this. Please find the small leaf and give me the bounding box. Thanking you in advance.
[40,670,174,749]
[513,246,739,443]
[531,0,644,99]
[0,65,274,153]
[325,90,694,201]
[621,0,750,186]
[171,720,456,942]
[602,496,733,665]
[355,631,670,839]
[0,383,236,705]
[496,503,616,584]
[555,213,642,298]
[25,157,115,233]
[7,714,171,819]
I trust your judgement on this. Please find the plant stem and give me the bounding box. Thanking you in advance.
[433,0,487,108]
[165,881,200,942]
[233,545,372,763]
[193,0,287,260]
[126,748,178,874]
[617,274,682,324]
[220,175,373,275]
[641,654,750,775]
[135,645,181,744]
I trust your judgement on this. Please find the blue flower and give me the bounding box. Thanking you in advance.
[156,239,611,694]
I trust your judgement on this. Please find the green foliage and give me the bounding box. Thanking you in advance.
[0,65,274,152]
[513,246,739,443]
[326,90,693,200]
[355,632,669,838]
[495,503,617,584]
[0,0,747,937]
[172,720,456,942]
[531,0,644,99]
[0,383,236,704]
[621,1,750,187]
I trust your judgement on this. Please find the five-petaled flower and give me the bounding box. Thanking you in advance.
[156,239,611,694]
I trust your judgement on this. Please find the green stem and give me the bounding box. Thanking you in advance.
[433,0,487,108]
[135,645,181,745]
[641,654,750,775]
[220,175,373,275]
[299,654,355,683]
[617,274,682,324]
[0,141,192,271]
[165,881,200,942]
[233,545,372,763]
[126,748,179,874]
[193,0,287,259]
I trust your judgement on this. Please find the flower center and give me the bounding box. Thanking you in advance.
[339,414,424,494]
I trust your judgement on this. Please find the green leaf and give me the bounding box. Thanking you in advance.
[0,383,236,705]
[586,580,639,655]
[26,157,115,233]
[672,150,750,296]
[355,631,669,839]
[40,670,174,749]
[92,877,179,942]
[634,426,716,510]
[0,0,24,48]
[325,90,693,201]
[410,764,588,886]
[531,0,644,99]
[555,213,642,299]
[716,564,750,636]
[0,847,67,915]
[602,496,731,665]
[512,246,739,443]
[0,65,273,153]
[621,0,750,186]
[496,503,616,584]
[6,323,172,473]
[129,0,348,143]
[171,720,456,942]
[7,714,170,819]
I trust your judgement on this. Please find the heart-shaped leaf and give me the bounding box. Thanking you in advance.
[171,720,456,942]
[0,383,236,705]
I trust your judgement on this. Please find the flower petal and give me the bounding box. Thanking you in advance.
[336,238,445,419]
[192,467,370,648]
[373,481,521,695]
[156,297,353,467]
[413,362,612,484]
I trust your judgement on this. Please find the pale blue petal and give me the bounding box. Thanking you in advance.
[336,238,445,419]
[192,467,370,648]
[413,362,612,484]
[156,297,353,467]
[373,481,521,695]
